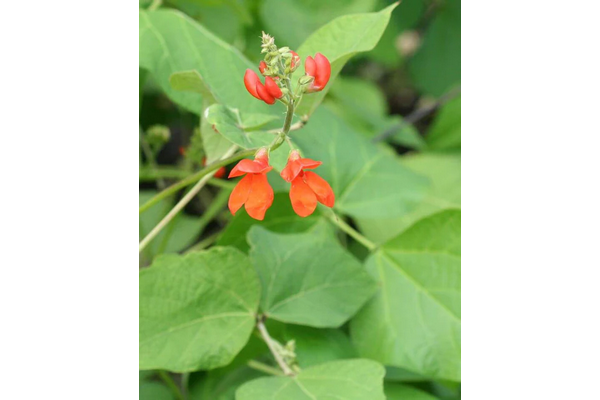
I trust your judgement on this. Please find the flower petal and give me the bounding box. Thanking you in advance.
[280,159,303,182]
[303,171,335,208]
[256,82,276,105]
[228,174,253,215]
[290,176,318,217]
[304,55,316,77]
[229,159,272,178]
[259,61,267,75]
[265,76,282,99]
[245,173,274,220]
[244,69,261,100]
[298,158,322,169]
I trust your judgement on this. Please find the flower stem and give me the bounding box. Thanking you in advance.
[323,208,378,252]
[256,316,295,376]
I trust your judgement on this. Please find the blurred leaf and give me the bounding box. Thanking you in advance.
[260,0,378,50]
[168,0,248,43]
[139,381,175,400]
[367,0,426,67]
[292,107,429,219]
[351,210,461,381]
[236,359,386,399]
[204,104,275,149]
[356,153,461,243]
[217,193,320,253]
[139,9,284,116]
[426,96,461,151]
[281,325,357,368]
[409,0,461,96]
[385,366,428,382]
[139,247,261,372]
[294,3,398,116]
[247,221,377,327]
[139,191,203,260]
[385,383,439,400]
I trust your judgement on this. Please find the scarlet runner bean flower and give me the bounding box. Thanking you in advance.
[228,148,274,220]
[281,150,335,217]
[304,53,331,92]
[244,69,283,105]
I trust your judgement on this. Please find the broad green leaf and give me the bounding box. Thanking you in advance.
[217,193,320,253]
[236,359,386,400]
[292,107,428,219]
[351,210,461,381]
[139,247,261,372]
[426,96,461,151]
[281,325,357,368]
[260,0,378,50]
[409,0,461,96]
[169,70,217,103]
[139,9,284,117]
[204,104,275,149]
[385,366,427,382]
[294,3,398,116]
[356,153,461,244]
[385,383,439,400]
[247,221,377,327]
[140,381,175,400]
[139,191,202,261]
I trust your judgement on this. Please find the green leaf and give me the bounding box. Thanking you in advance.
[204,104,275,149]
[356,153,461,244]
[409,0,461,96]
[247,221,377,327]
[139,247,261,372]
[351,210,461,381]
[139,9,284,117]
[426,96,461,151]
[217,193,320,253]
[292,107,428,219]
[281,325,357,368]
[236,359,386,400]
[190,365,266,400]
[169,70,217,102]
[140,381,175,400]
[260,0,378,50]
[139,191,203,261]
[294,3,398,116]
[385,383,439,400]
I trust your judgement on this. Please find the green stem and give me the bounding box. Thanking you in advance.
[157,371,184,400]
[139,148,254,214]
[323,208,378,251]
[247,360,285,376]
[256,316,295,376]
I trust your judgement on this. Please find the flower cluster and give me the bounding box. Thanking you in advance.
[228,149,334,220]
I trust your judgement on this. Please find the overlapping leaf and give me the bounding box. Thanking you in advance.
[236,359,386,400]
[351,210,461,381]
[247,221,377,327]
[139,247,261,372]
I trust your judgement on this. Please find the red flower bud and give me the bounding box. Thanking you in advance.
[244,69,262,100]
[264,76,283,99]
[290,51,299,69]
[228,148,274,220]
[304,53,331,92]
[259,61,267,75]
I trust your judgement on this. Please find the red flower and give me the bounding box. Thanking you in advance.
[228,148,274,220]
[259,61,267,75]
[202,157,226,179]
[281,150,335,217]
[244,69,283,105]
[304,53,331,92]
